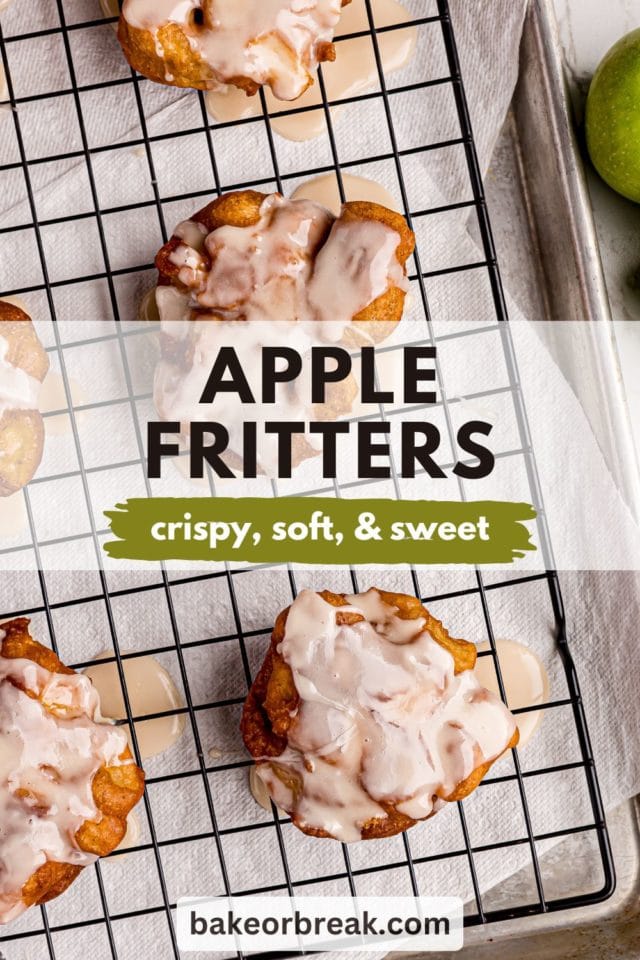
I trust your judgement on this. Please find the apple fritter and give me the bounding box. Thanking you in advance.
[241,589,519,842]
[0,618,145,922]
[0,302,49,497]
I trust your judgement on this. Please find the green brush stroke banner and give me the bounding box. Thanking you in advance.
[104,498,537,565]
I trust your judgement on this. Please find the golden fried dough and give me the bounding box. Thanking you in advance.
[241,589,519,841]
[118,1,350,97]
[151,190,414,473]
[0,302,49,497]
[340,201,416,346]
[0,618,145,920]
[155,189,415,343]
[0,410,45,498]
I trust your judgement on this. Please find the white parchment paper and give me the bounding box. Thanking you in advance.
[1,1,639,958]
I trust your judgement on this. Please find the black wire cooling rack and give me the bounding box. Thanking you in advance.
[0,0,615,957]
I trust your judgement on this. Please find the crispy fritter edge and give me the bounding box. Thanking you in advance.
[240,590,519,840]
[0,617,145,911]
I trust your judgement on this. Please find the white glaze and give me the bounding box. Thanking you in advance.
[205,0,418,141]
[84,651,186,760]
[155,286,192,327]
[165,193,406,333]
[113,810,141,856]
[255,590,517,842]
[249,764,279,813]
[474,639,549,748]
[121,0,344,100]
[99,0,120,23]
[307,216,404,330]
[138,287,161,323]
[0,645,131,923]
[174,218,209,251]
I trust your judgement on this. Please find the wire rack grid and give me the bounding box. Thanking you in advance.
[0,0,614,957]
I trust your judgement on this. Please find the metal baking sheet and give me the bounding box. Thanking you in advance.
[0,0,636,955]
[403,0,640,954]
[489,0,640,519]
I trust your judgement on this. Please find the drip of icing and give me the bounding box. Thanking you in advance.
[205,0,417,141]
[474,639,549,748]
[0,648,131,924]
[83,651,186,760]
[255,590,517,842]
[205,83,261,123]
[121,0,344,101]
[292,172,401,217]
[38,371,87,438]
[0,335,42,421]
[113,811,141,857]
[0,491,27,540]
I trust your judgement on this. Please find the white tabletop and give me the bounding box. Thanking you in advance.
[553,0,640,463]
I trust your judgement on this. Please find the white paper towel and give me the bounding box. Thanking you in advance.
[1,1,640,958]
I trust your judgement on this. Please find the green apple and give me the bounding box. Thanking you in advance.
[586,28,640,203]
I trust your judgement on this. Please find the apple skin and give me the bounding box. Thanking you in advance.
[586,28,640,203]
